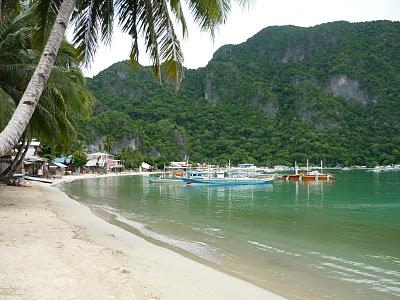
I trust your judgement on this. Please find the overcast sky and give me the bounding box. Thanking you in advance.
[74,0,400,77]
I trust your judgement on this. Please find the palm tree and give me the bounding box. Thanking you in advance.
[102,134,116,152]
[0,0,250,155]
[0,11,93,180]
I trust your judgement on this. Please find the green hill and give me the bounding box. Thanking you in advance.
[80,20,400,167]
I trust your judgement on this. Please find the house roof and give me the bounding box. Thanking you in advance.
[141,162,151,169]
[55,156,72,164]
[50,162,68,168]
[25,155,47,163]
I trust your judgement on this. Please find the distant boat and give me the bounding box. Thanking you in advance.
[181,170,273,186]
[282,159,334,181]
[144,170,185,184]
[368,166,383,173]
[181,177,273,186]
[281,161,302,181]
[301,160,334,181]
[22,175,53,184]
[147,177,184,184]
[287,161,302,181]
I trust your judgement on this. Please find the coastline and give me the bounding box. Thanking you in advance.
[0,174,286,300]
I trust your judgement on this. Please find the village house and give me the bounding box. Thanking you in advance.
[21,140,47,177]
[48,162,68,176]
[85,152,125,173]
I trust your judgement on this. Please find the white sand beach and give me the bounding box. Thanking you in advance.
[0,174,286,300]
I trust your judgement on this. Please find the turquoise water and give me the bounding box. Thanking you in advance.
[60,171,400,299]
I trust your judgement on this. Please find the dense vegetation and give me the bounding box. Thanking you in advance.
[80,21,400,167]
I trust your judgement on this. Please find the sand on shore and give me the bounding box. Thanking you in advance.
[0,175,286,300]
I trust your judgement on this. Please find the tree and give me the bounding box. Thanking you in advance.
[72,149,88,169]
[116,146,142,169]
[0,9,93,181]
[102,134,116,152]
[0,0,250,155]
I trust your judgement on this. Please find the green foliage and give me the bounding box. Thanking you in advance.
[71,149,88,168]
[0,8,94,152]
[79,21,400,167]
[116,146,143,170]
[102,135,116,153]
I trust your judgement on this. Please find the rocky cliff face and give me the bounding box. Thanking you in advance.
[329,75,375,105]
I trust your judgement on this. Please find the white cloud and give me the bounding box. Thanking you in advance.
[73,0,400,77]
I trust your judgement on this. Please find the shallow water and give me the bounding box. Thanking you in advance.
[60,171,400,299]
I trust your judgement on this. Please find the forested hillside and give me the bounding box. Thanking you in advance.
[79,20,400,167]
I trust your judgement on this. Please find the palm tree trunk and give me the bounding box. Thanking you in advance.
[4,137,30,179]
[0,131,27,178]
[0,0,76,155]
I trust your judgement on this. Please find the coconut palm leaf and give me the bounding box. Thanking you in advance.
[0,8,93,150]
[72,0,249,86]
[0,87,16,130]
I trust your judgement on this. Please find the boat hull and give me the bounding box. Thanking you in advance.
[181,177,273,186]
[288,174,302,181]
[302,175,316,181]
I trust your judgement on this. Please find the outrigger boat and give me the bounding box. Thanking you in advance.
[182,177,273,186]
[145,166,185,184]
[282,160,334,181]
[281,161,302,181]
[146,176,184,183]
[302,160,334,181]
[181,170,273,186]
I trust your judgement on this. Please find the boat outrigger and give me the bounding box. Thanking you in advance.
[181,170,274,186]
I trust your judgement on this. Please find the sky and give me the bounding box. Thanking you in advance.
[74,0,400,77]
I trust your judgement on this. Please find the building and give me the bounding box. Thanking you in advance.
[22,140,47,176]
[48,162,68,176]
[85,152,125,173]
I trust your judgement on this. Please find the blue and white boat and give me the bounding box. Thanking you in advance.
[181,170,273,186]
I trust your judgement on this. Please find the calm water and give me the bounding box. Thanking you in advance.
[60,171,400,299]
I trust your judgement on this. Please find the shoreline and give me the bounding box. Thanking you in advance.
[0,173,286,300]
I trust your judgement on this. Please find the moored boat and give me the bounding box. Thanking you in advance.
[181,177,273,186]
[147,177,184,184]
[283,161,302,181]
[181,170,273,185]
[302,160,334,181]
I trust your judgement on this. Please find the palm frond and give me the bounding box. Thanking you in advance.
[30,0,62,50]
[72,0,114,64]
[0,87,16,130]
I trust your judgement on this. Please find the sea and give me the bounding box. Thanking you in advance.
[59,170,400,299]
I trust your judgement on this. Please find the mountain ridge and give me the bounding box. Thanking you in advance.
[79,20,400,167]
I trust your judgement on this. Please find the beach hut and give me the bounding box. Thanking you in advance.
[48,162,67,176]
[140,162,152,172]
[23,156,47,176]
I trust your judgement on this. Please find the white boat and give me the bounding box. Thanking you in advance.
[181,170,273,186]
[144,172,184,184]
[181,176,273,186]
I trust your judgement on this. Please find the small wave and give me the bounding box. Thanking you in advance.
[338,277,400,297]
[322,262,379,278]
[248,241,301,257]
[307,251,321,255]
[365,254,400,265]
[192,226,224,238]
[322,255,400,277]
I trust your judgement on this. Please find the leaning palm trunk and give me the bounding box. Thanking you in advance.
[0,131,27,179]
[3,138,30,180]
[0,0,76,155]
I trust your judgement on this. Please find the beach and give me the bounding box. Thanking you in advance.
[0,174,285,300]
